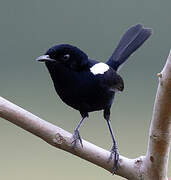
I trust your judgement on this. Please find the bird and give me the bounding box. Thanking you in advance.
[36,24,152,173]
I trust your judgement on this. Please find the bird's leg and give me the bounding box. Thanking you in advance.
[104,109,119,174]
[72,116,87,149]
[106,120,119,173]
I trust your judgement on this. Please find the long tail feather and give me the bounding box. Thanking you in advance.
[106,24,152,71]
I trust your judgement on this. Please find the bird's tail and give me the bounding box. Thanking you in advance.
[106,24,152,71]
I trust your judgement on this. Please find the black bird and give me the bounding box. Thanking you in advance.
[36,24,152,173]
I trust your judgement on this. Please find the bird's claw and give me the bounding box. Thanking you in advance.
[72,129,83,149]
[108,145,119,174]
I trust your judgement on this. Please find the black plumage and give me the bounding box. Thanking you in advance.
[36,24,152,173]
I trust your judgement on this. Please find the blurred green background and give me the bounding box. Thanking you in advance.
[0,0,170,179]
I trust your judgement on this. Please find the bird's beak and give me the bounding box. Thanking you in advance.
[36,55,56,62]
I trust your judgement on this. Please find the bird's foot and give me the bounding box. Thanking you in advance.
[108,145,119,174]
[72,129,83,150]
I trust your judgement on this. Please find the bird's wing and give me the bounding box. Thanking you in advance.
[104,68,124,92]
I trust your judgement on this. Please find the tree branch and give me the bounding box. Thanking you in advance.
[0,96,141,179]
[142,50,171,180]
[0,51,171,179]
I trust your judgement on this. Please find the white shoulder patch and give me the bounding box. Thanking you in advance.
[90,63,109,75]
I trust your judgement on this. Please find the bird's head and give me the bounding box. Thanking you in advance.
[36,44,89,71]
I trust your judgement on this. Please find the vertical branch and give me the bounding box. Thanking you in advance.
[142,51,171,179]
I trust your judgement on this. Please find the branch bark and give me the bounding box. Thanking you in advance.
[0,51,171,179]
[142,51,171,180]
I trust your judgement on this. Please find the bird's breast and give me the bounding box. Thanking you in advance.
[47,64,114,112]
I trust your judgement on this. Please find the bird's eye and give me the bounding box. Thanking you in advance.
[63,54,70,61]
